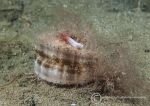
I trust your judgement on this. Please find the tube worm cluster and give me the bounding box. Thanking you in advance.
[34,32,98,85]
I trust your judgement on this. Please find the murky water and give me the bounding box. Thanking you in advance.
[0,0,150,106]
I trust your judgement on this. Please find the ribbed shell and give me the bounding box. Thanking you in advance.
[34,35,98,85]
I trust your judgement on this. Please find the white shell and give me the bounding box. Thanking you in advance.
[34,34,98,85]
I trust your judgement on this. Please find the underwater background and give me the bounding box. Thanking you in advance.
[0,0,150,106]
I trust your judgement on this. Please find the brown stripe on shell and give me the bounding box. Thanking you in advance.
[37,41,97,59]
[36,47,98,65]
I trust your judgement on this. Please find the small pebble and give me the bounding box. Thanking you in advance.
[71,103,77,106]
[63,4,67,8]
[128,35,133,41]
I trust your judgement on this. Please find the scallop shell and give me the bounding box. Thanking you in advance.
[34,33,98,85]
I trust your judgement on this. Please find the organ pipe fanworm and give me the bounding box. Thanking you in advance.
[59,32,84,49]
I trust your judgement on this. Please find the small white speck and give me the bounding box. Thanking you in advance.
[63,4,67,8]
[122,72,126,75]
[71,103,76,106]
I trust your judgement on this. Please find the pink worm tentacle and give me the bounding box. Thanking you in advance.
[59,33,84,49]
